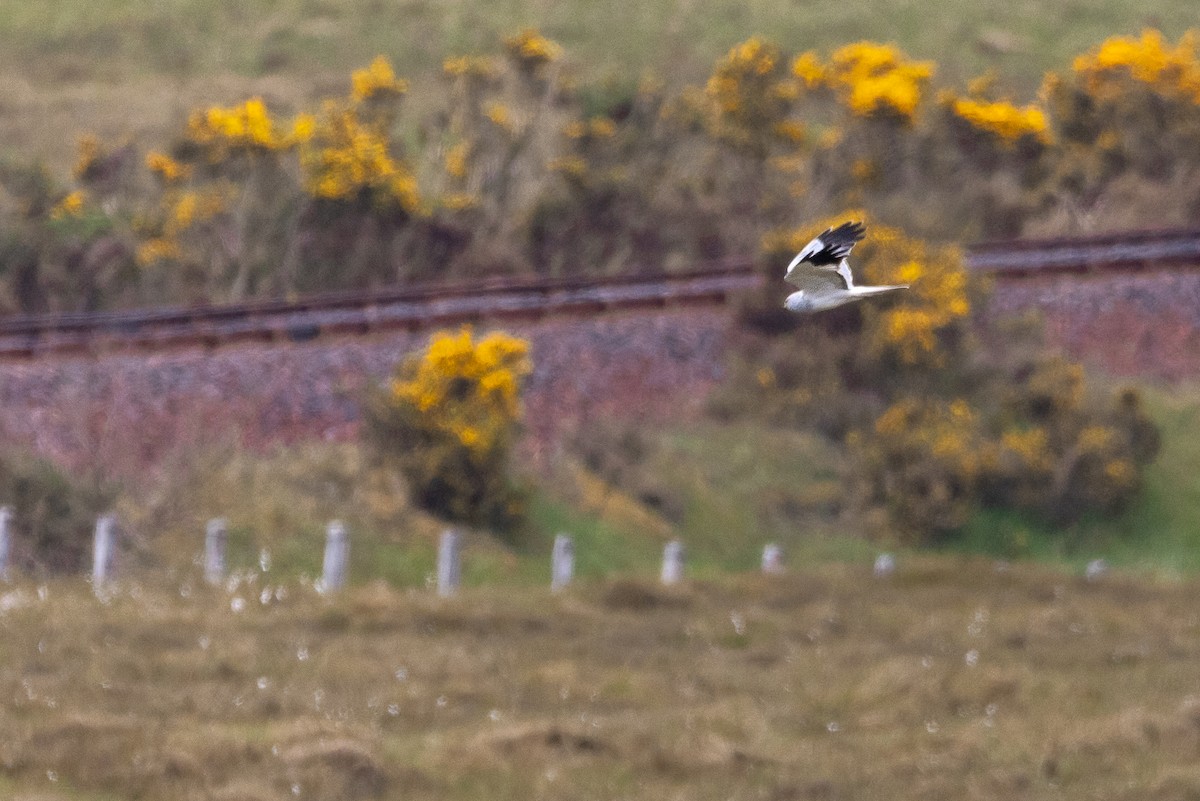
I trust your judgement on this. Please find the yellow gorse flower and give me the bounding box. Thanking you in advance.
[1000,427,1053,472]
[791,52,826,88]
[444,140,471,179]
[146,151,192,182]
[443,55,498,79]
[389,327,532,460]
[351,56,409,102]
[873,397,986,481]
[50,190,85,220]
[822,41,935,121]
[187,97,284,157]
[704,37,801,150]
[503,28,564,69]
[301,103,422,212]
[73,135,103,180]
[163,188,226,236]
[289,113,316,145]
[950,96,1052,144]
[135,237,182,266]
[1073,29,1200,102]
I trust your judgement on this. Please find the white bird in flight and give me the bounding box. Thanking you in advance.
[783,221,908,313]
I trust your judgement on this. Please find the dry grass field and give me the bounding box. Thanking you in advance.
[4,557,1200,800]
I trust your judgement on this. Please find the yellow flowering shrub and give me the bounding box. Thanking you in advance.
[799,41,934,122]
[135,237,182,267]
[186,98,284,160]
[854,397,986,540]
[503,28,563,73]
[49,190,85,220]
[351,56,409,103]
[854,374,1159,540]
[146,151,192,182]
[947,95,1052,145]
[364,327,533,529]
[443,55,499,80]
[72,135,104,181]
[301,102,422,213]
[1039,27,1200,207]
[1072,29,1200,102]
[20,28,1200,310]
[703,37,801,153]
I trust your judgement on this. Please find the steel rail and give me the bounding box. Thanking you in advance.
[0,261,759,358]
[2,228,1200,358]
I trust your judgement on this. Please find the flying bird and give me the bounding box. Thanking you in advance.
[782,221,908,313]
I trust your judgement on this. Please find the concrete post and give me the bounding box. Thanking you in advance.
[0,506,11,581]
[93,515,116,588]
[204,518,227,586]
[762,543,784,575]
[661,539,685,585]
[551,533,574,592]
[321,520,349,593]
[437,529,462,596]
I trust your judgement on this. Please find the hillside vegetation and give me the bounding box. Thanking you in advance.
[1,0,1195,167]
[4,24,1200,312]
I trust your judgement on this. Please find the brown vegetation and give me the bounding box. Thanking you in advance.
[3,562,1200,799]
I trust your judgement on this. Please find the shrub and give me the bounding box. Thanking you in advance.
[849,358,1160,543]
[6,29,1200,309]
[728,214,1160,544]
[850,398,984,542]
[363,327,532,532]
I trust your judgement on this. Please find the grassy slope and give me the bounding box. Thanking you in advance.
[0,0,1194,169]
[4,562,1200,800]
[954,382,1200,575]
[118,378,1200,591]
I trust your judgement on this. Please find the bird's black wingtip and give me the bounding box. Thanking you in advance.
[829,220,867,242]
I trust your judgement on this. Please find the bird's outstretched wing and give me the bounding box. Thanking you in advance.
[783,267,850,295]
[784,221,866,288]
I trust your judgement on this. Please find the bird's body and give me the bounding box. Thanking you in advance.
[782,221,908,313]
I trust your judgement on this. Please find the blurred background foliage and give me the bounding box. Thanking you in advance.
[2,28,1200,312]
[0,25,1188,565]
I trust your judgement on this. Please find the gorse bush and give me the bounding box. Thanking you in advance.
[724,213,1160,545]
[3,28,1200,312]
[364,327,532,532]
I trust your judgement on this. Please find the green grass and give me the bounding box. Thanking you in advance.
[111,380,1200,589]
[954,382,1200,576]
[0,0,1195,169]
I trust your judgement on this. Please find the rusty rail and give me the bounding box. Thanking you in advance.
[2,227,1199,358]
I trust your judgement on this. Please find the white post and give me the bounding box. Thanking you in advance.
[321,521,349,593]
[204,518,227,586]
[437,529,462,597]
[0,506,11,581]
[761,543,784,575]
[93,515,116,588]
[661,539,685,585]
[551,533,574,592]
[873,552,896,578]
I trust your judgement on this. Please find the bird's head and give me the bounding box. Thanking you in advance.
[784,291,813,313]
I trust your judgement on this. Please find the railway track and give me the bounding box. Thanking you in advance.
[2,227,1199,358]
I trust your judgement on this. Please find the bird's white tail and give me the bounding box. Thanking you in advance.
[850,284,908,298]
